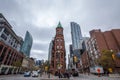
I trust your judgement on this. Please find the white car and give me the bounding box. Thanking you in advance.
[32,71,39,77]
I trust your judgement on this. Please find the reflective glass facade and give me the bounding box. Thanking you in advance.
[71,22,83,50]
[20,31,33,57]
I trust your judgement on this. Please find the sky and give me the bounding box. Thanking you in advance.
[0,0,120,62]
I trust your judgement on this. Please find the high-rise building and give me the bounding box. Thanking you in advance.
[0,13,24,74]
[35,60,42,66]
[80,37,89,73]
[71,22,83,50]
[68,44,74,70]
[20,31,33,57]
[50,22,66,74]
[70,22,83,58]
[87,29,120,72]
[69,44,74,57]
[70,22,84,72]
[48,40,54,64]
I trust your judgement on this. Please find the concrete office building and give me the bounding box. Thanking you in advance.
[0,13,24,74]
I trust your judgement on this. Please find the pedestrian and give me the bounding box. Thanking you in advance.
[40,70,43,77]
[48,70,51,78]
[55,71,58,76]
[67,71,70,79]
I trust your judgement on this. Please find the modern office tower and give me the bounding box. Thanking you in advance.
[68,44,74,69]
[69,44,74,57]
[0,13,24,74]
[71,22,83,50]
[35,60,42,66]
[48,40,54,64]
[87,29,120,72]
[20,31,33,57]
[50,22,66,74]
[70,22,83,58]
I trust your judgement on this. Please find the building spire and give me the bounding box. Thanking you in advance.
[57,21,62,28]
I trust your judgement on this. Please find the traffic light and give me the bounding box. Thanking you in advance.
[73,56,78,63]
[112,54,115,60]
[108,68,113,73]
[45,66,48,71]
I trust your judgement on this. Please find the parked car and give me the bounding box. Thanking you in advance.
[72,71,79,77]
[32,71,39,77]
[24,71,31,77]
[71,69,79,77]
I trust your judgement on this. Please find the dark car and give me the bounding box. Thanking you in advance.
[63,71,70,78]
[72,71,79,77]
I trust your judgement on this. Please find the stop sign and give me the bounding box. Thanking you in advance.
[97,68,100,73]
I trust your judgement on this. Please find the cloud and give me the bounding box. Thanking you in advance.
[0,0,120,64]
[30,50,47,60]
[34,40,50,44]
[31,49,45,54]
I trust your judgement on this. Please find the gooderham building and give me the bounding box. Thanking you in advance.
[50,22,66,74]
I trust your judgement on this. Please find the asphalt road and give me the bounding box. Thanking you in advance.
[0,74,120,80]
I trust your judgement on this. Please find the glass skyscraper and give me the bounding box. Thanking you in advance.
[48,39,53,64]
[71,22,83,50]
[20,31,33,57]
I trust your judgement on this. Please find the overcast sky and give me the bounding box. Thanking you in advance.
[0,0,120,62]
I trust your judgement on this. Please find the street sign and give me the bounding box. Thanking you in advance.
[97,68,100,73]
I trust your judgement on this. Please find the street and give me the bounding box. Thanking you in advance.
[0,74,120,80]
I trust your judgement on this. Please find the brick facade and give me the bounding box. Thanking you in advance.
[81,51,90,73]
[0,41,23,66]
[88,29,120,72]
[50,23,66,74]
